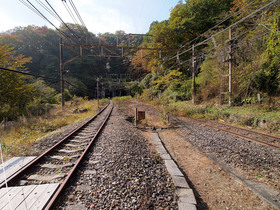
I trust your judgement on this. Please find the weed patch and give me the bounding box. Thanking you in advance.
[0,99,102,159]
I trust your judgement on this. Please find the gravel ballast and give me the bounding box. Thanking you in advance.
[57,106,178,209]
[178,119,280,190]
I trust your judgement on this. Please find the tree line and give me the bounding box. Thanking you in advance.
[131,0,280,106]
[0,24,137,120]
[1,0,279,121]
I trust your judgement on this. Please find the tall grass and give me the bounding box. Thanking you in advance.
[113,96,132,112]
[136,97,280,133]
[0,99,104,159]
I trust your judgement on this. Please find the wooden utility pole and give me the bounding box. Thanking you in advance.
[135,108,138,127]
[96,77,100,105]
[192,45,196,104]
[220,54,226,105]
[228,28,232,106]
[59,38,65,109]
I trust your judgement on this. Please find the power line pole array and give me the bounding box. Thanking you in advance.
[59,38,65,109]
[228,28,233,106]
[192,45,196,104]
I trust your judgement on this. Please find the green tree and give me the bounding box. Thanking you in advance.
[256,16,280,95]
[0,44,35,120]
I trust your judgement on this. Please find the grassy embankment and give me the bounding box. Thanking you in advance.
[115,96,280,134]
[163,100,280,134]
[0,98,109,159]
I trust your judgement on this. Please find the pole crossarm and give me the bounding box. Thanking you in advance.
[63,43,177,57]
[62,43,176,51]
[63,55,81,65]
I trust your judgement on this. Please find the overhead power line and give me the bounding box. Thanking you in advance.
[169,0,278,62]
[148,0,278,76]
[0,67,96,94]
[19,0,67,38]
[0,67,62,81]
[179,0,260,51]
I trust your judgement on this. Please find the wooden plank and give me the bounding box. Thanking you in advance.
[0,184,59,210]
[9,185,37,210]
[0,185,37,210]
[0,186,26,209]
[0,187,13,200]
[0,157,36,184]
[16,183,59,210]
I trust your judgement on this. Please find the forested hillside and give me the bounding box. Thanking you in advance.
[133,0,280,106]
[0,0,279,121]
[0,25,137,119]
[0,25,136,97]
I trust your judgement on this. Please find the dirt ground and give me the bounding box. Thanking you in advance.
[127,102,277,210]
[156,130,275,209]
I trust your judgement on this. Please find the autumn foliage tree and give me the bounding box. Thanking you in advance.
[0,44,35,120]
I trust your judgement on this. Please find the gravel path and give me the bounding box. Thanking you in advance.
[177,119,280,190]
[129,101,280,191]
[57,106,178,209]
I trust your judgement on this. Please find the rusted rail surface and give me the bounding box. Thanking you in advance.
[216,121,280,141]
[0,103,113,209]
[193,119,280,149]
[45,105,113,209]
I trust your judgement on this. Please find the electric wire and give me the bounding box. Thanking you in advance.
[19,0,279,90]
[69,0,87,28]
[148,0,278,77]
[35,0,63,24]
[63,1,79,26]
[68,0,98,45]
[20,0,83,53]
[44,0,82,41]
[19,0,80,56]
[160,0,278,68]
[178,0,260,51]
[0,67,96,94]
[168,0,278,63]
[0,67,62,81]
[19,0,67,38]
[62,1,86,37]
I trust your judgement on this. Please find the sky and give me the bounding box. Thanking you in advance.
[0,0,180,34]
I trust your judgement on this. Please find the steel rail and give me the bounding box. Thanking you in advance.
[0,103,109,188]
[215,121,280,142]
[44,105,113,209]
[192,119,280,149]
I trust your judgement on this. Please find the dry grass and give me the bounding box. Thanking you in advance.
[0,99,107,160]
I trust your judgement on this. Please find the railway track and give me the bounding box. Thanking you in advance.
[0,103,113,209]
[188,119,280,149]
[126,101,280,208]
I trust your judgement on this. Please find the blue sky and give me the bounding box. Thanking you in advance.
[0,0,180,34]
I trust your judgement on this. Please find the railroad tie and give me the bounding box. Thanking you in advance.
[41,163,74,169]
[65,143,88,147]
[70,139,88,143]
[27,174,66,181]
[59,149,84,153]
[50,155,79,160]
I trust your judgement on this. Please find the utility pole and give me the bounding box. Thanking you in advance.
[220,54,226,105]
[59,38,65,109]
[228,28,232,106]
[96,77,100,104]
[192,45,196,104]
